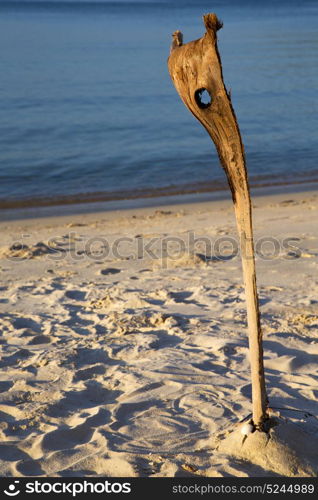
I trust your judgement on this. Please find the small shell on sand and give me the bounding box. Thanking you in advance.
[240,422,254,436]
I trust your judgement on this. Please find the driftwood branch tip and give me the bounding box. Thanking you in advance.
[170,30,183,53]
[203,13,223,35]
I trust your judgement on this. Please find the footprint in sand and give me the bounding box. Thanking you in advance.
[16,459,44,476]
[109,400,161,431]
[0,348,32,369]
[27,335,52,345]
[73,364,107,382]
[0,444,32,462]
[169,290,194,303]
[41,422,96,452]
[65,290,87,301]
[45,382,121,418]
[0,381,13,393]
[11,317,41,332]
[99,268,121,276]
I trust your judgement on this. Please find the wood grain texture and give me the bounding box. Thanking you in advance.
[168,13,268,428]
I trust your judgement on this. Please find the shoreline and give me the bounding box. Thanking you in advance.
[2,180,318,222]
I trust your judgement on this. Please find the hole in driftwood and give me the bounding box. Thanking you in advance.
[195,88,212,109]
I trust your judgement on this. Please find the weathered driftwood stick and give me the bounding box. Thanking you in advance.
[168,14,268,429]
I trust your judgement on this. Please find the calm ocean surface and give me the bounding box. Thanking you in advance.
[0,0,317,208]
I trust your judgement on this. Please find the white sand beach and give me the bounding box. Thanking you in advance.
[0,188,317,477]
